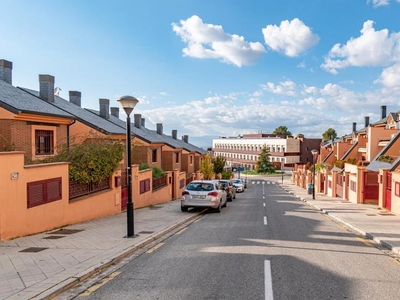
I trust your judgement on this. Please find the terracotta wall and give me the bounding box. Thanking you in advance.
[391,172,400,214]
[0,152,122,241]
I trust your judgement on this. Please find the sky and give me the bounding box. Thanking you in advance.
[1,0,400,148]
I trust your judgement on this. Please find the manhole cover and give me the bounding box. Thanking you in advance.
[19,247,48,253]
[49,229,83,235]
[138,231,155,234]
[43,236,65,240]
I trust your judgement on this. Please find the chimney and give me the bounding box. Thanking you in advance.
[141,118,145,127]
[39,74,55,103]
[0,59,12,84]
[156,123,163,135]
[134,114,141,128]
[364,116,370,128]
[99,98,110,119]
[172,130,177,139]
[69,91,81,107]
[110,107,119,118]
[381,105,387,119]
[352,122,356,133]
[183,135,188,143]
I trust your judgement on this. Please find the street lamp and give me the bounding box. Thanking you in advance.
[118,95,139,238]
[311,149,319,200]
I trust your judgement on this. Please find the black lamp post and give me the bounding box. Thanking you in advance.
[311,149,319,200]
[118,95,139,238]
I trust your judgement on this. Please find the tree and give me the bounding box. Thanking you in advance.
[256,145,275,173]
[212,155,226,174]
[273,125,292,136]
[199,154,214,179]
[296,133,304,138]
[322,128,337,142]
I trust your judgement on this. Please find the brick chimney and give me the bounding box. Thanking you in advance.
[39,74,55,103]
[134,114,141,128]
[381,105,387,119]
[0,59,12,84]
[182,135,188,143]
[172,130,177,139]
[99,98,109,119]
[352,122,356,133]
[69,91,81,107]
[110,107,119,118]
[364,116,369,128]
[156,123,163,135]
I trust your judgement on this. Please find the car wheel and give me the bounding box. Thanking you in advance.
[181,206,188,212]
[215,201,221,213]
[222,198,227,207]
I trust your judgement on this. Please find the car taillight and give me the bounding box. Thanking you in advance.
[182,191,189,196]
[226,187,231,191]
[208,191,219,197]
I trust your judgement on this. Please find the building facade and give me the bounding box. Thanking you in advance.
[212,133,321,170]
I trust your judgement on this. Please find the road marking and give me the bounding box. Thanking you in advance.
[263,203,266,207]
[146,242,165,254]
[79,271,121,296]
[357,237,372,247]
[265,260,274,300]
[176,228,187,235]
[264,216,268,225]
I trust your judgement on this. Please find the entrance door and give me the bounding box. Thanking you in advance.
[386,172,392,210]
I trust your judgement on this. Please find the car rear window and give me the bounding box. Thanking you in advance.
[187,183,214,191]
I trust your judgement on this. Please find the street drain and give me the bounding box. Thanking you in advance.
[149,206,162,210]
[49,229,83,235]
[379,213,395,216]
[43,236,65,239]
[366,214,377,216]
[138,231,155,234]
[19,247,48,253]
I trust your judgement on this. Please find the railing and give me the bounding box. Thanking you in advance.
[69,177,110,200]
[152,175,167,191]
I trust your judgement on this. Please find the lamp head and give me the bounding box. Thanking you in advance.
[117,95,139,116]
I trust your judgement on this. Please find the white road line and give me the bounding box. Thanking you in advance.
[265,260,274,300]
[263,203,266,207]
[264,216,268,225]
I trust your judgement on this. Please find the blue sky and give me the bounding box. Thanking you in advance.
[1,0,400,147]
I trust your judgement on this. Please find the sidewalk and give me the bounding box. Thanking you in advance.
[2,178,400,300]
[0,200,203,300]
[279,177,400,256]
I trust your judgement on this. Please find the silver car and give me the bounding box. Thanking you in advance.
[232,179,245,192]
[181,180,227,213]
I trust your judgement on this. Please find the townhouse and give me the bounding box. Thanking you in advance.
[0,58,206,240]
[292,105,400,215]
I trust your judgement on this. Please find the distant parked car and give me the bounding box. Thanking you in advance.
[218,179,236,201]
[181,180,227,213]
[232,179,244,192]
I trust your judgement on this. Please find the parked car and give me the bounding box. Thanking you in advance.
[181,180,227,213]
[218,179,236,201]
[232,179,245,192]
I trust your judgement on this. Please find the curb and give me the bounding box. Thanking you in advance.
[280,184,400,257]
[39,211,204,300]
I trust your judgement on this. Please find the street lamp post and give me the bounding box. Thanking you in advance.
[311,149,319,200]
[118,95,139,238]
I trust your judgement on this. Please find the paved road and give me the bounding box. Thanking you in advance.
[57,179,400,300]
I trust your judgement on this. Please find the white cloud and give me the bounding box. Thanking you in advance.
[172,15,266,67]
[262,18,320,57]
[321,20,400,74]
[260,80,297,96]
[368,0,390,7]
[375,63,400,88]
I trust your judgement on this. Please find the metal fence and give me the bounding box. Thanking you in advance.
[69,177,110,200]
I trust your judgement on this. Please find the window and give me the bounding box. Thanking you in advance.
[140,179,151,194]
[35,130,54,155]
[27,177,62,208]
[395,182,400,197]
[152,149,157,163]
[350,181,357,192]
[190,155,193,165]
[175,152,180,163]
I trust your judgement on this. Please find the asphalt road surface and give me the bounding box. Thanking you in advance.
[59,179,400,300]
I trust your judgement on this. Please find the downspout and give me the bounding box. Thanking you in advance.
[67,120,76,150]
